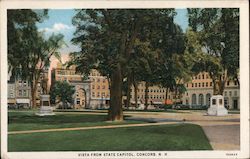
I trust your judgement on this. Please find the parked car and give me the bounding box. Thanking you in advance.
[173,104,190,110]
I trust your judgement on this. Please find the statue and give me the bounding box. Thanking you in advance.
[41,71,48,94]
[36,69,55,116]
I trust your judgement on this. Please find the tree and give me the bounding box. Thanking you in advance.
[50,81,75,109]
[8,9,66,107]
[70,9,182,121]
[187,8,239,95]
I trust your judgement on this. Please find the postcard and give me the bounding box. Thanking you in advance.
[1,0,249,159]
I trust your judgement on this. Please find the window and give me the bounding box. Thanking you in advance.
[97,79,100,82]
[227,81,230,86]
[97,92,100,97]
[234,91,237,96]
[23,90,27,97]
[101,92,105,97]
[103,79,106,83]
[202,83,204,87]
[76,98,80,104]
[23,81,27,86]
[219,99,223,105]
[195,83,197,87]
[206,82,208,87]
[210,82,212,86]
[186,84,188,87]
[192,83,194,87]
[102,85,105,89]
[19,90,22,96]
[97,85,100,89]
[92,92,95,97]
[192,94,197,105]
[198,83,201,87]
[224,91,227,96]
[92,85,95,89]
[229,91,232,96]
[19,81,22,86]
[198,94,204,105]
[212,99,216,105]
[150,89,153,92]
[202,74,204,79]
[198,75,201,79]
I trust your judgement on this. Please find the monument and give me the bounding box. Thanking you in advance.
[36,69,55,116]
[207,95,228,116]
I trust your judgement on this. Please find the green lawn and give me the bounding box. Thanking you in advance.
[8,124,212,151]
[8,111,143,131]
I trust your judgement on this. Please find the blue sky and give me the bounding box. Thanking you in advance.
[37,9,188,54]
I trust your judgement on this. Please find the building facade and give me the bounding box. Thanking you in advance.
[130,81,174,106]
[51,63,110,109]
[182,72,240,109]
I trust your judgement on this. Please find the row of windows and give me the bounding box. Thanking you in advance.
[133,95,169,100]
[132,89,166,93]
[192,74,209,80]
[91,78,107,83]
[18,90,29,97]
[224,91,238,97]
[92,85,108,90]
[92,92,109,98]
[189,82,213,88]
[227,81,238,86]
[18,80,28,87]
[56,70,76,75]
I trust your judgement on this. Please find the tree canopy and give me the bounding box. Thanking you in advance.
[187,8,239,95]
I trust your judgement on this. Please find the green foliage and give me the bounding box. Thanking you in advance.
[187,8,239,94]
[50,81,75,108]
[187,8,239,76]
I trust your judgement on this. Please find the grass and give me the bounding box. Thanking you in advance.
[8,123,212,151]
[8,111,143,131]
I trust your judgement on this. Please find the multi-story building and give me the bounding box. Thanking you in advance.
[89,69,110,108]
[182,72,240,109]
[7,70,47,108]
[51,63,86,108]
[130,81,174,106]
[51,62,110,109]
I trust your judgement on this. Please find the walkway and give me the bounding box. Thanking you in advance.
[8,121,179,135]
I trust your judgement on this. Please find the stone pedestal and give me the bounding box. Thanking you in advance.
[207,95,228,116]
[36,95,55,116]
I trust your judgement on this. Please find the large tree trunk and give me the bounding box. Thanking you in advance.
[144,81,149,110]
[31,80,38,108]
[126,74,132,109]
[133,82,138,108]
[165,88,169,101]
[107,65,123,121]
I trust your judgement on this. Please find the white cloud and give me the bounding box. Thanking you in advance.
[39,23,74,33]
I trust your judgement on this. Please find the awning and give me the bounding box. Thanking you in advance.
[16,98,30,104]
